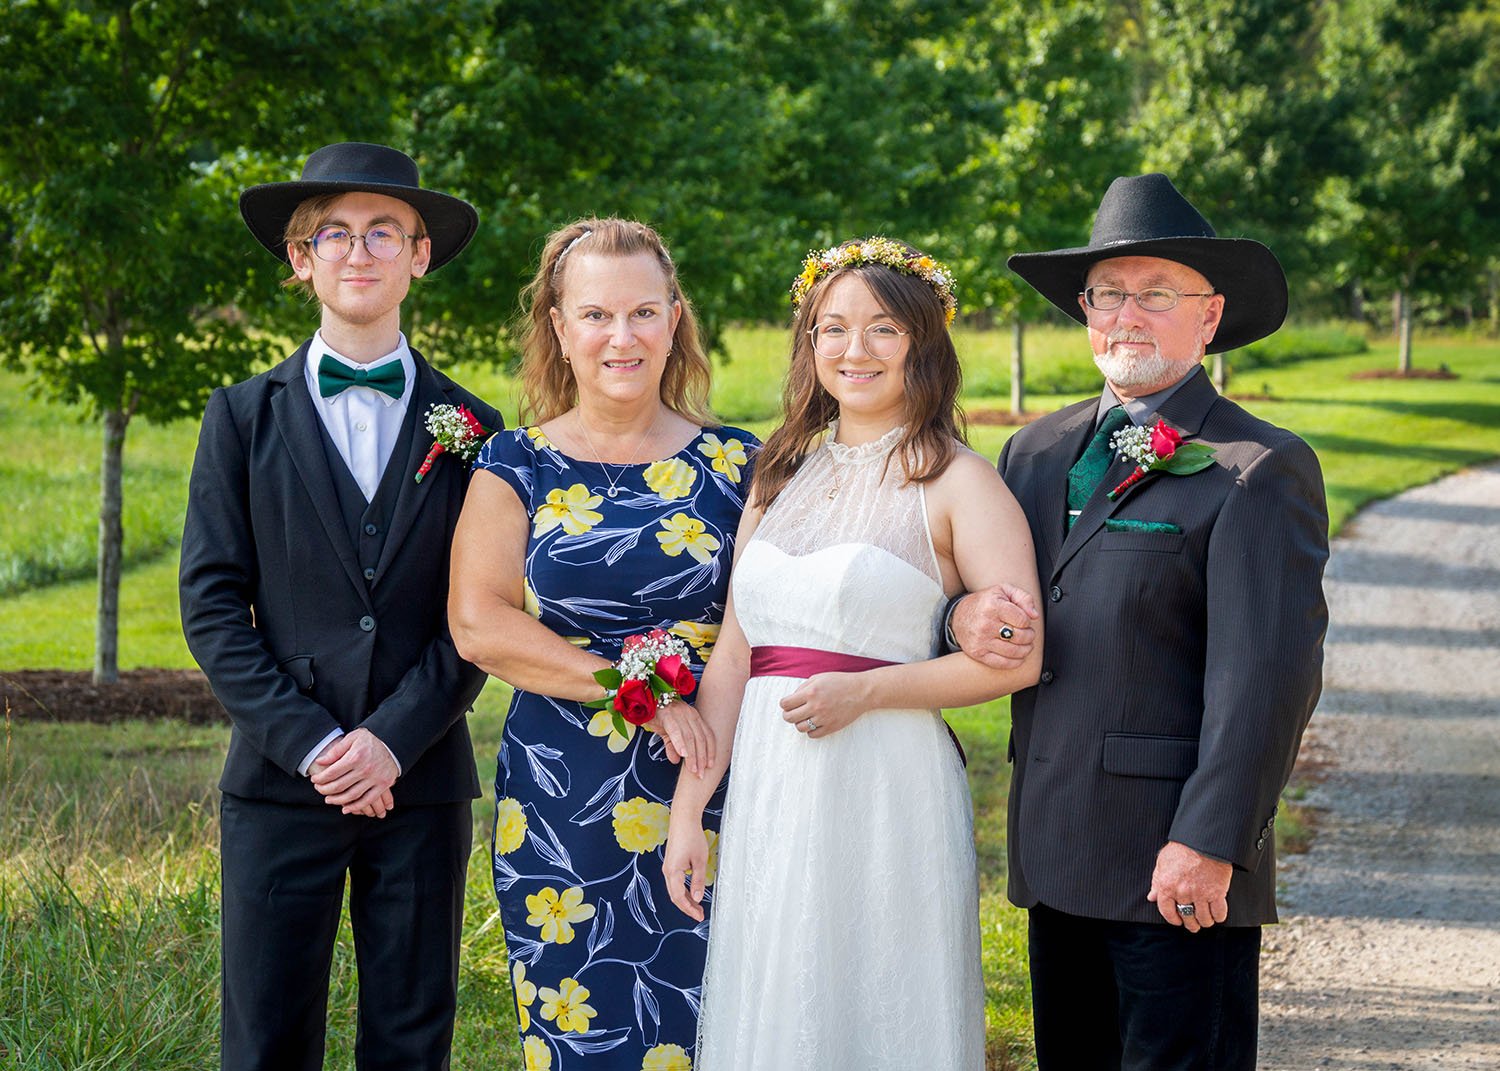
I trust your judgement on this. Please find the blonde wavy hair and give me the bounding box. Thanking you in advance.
[518,217,716,427]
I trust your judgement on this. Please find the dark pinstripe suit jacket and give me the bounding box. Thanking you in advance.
[998,367,1328,925]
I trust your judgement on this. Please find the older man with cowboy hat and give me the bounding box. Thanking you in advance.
[950,173,1329,1069]
[180,142,502,1070]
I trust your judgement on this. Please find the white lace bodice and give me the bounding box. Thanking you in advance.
[736,423,945,664]
[751,423,942,584]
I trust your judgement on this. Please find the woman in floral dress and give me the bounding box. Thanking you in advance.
[450,219,757,1071]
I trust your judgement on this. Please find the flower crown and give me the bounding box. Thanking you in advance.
[790,237,959,325]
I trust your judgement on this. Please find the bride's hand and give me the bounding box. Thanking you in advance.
[662,814,710,922]
[779,671,872,739]
[646,699,715,777]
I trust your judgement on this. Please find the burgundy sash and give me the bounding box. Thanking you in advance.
[748,644,967,767]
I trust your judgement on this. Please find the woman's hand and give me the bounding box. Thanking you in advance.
[645,699,716,777]
[779,671,872,739]
[662,812,711,922]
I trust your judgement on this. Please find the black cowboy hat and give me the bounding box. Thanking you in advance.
[239,142,478,272]
[1007,173,1288,353]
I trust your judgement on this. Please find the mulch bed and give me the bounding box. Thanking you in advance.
[968,409,1043,426]
[1,669,228,724]
[1350,368,1458,380]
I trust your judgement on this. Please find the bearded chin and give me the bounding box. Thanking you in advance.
[1093,345,1178,389]
[1093,329,1208,390]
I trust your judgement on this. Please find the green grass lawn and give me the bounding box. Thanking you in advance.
[2,322,1498,1069]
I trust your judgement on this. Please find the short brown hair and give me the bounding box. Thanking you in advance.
[517,217,716,427]
[279,194,428,300]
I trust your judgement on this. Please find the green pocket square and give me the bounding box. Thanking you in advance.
[1105,519,1183,534]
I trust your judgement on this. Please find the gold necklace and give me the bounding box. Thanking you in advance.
[575,408,661,498]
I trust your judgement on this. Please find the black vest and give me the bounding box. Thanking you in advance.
[316,398,421,586]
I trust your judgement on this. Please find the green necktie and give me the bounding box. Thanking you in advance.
[317,357,405,400]
[1066,405,1131,529]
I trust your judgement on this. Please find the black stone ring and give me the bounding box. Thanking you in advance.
[999,626,1015,640]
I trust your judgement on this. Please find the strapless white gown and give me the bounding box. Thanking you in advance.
[695,425,984,1070]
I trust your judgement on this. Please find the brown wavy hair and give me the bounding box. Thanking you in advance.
[517,217,716,426]
[751,238,967,510]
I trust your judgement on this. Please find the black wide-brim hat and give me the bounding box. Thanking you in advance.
[1007,173,1288,353]
[239,142,479,272]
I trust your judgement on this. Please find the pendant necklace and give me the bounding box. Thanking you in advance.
[576,408,660,498]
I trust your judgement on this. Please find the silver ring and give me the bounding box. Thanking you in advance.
[1175,903,1196,917]
[999,626,1015,640]
[805,718,818,732]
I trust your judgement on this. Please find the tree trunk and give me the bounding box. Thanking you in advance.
[1350,278,1366,323]
[94,408,128,685]
[1396,289,1413,374]
[1010,319,1025,416]
[1212,350,1227,392]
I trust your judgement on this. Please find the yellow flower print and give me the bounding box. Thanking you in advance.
[703,829,720,885]
[656,513,721,564]
[525,426,555,450]
[669,621,720,661]
[495,797,528,855]
[613,797,671,854]
[564,635,592,647]
[523,580,541,618]
[642,1043,693,1071]
[533,484,604,538]
[697,433,748,483]
[524,886,596,945]
[588,707,636,752]
[523,1034,552,1070]
[539,977,597,1034]
[643,457,697,500]
[513,960,538,1032]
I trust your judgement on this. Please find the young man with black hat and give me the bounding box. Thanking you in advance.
[180,142,503,1070]
[950,173,1329,1069]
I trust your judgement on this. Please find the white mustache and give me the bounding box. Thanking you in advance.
[1108,329,1156,345]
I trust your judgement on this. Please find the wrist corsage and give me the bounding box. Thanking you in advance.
[414,404,491,482]
[585,629,697,737]
[1107,419,1215,500]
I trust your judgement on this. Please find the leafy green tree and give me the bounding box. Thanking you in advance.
[412,0,1006,369]
[1315,0,1499,371]
[953,0,1137,413]
[0,0,476,681]
[1133,0,1349,387]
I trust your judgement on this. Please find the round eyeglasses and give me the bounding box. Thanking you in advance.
[808,322,908,360]
[309,223,421,263]
[1081,286,1215,313]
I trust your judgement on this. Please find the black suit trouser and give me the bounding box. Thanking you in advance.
[1029,903,1261,1071]
[219,794,471,1071]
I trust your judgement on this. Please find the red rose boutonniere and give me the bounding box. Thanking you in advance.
[584,628,697,737]
[1107,419,1216,500]
[414,404,491,482]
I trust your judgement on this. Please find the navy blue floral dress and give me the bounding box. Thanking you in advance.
[474,424,758,1071]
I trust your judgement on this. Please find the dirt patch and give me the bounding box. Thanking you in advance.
[968,408,1044,426]
[1349,367,1458,380]
[1,669,227,724]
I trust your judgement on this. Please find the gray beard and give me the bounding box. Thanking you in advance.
[1093,331,1204,391]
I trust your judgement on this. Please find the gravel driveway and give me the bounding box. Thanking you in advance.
[1258,462,1500,1069]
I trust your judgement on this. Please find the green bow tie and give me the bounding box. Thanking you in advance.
[317,357,405,400]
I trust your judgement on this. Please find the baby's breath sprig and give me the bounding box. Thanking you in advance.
[414,404,491,482]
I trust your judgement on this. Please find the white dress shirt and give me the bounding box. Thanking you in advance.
[296,331,412,779]
[303,331,416,501]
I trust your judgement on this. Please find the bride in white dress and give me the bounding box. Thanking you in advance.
[663,239,1044,1069]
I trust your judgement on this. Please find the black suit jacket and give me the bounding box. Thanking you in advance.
[180,341,502,806]
[998,368,1328,925]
